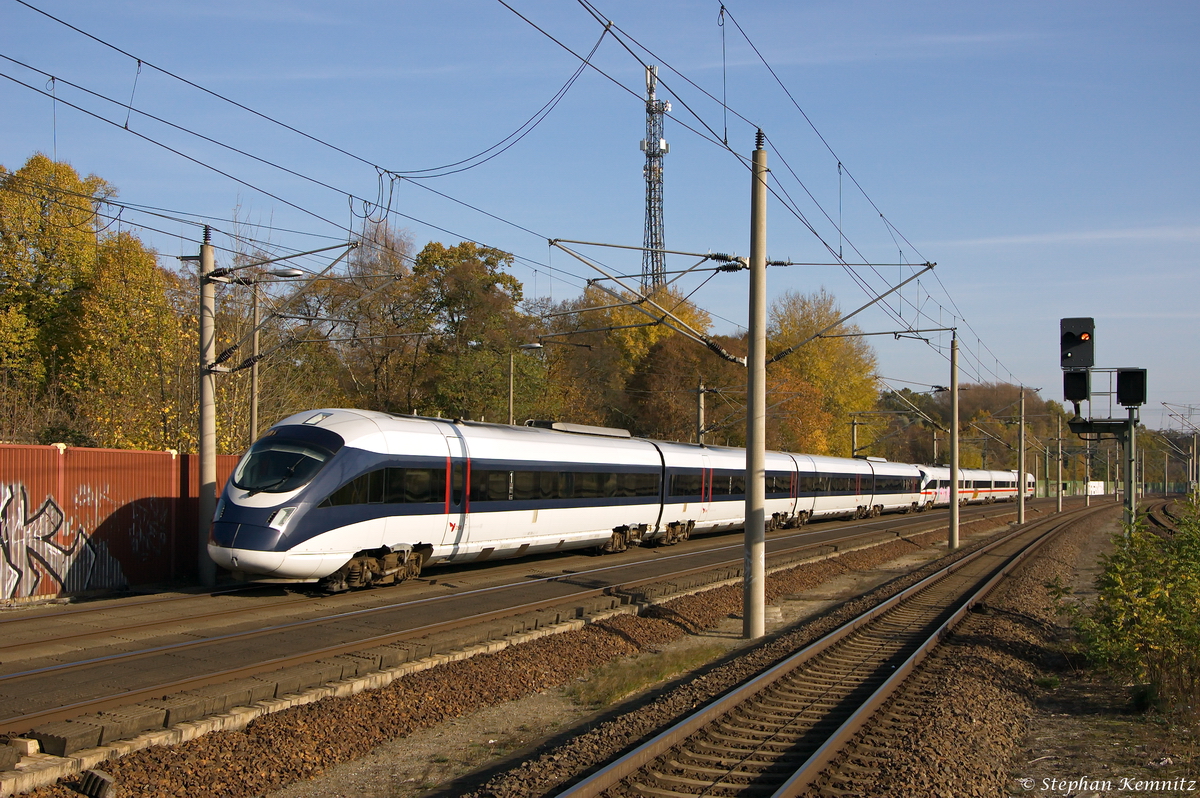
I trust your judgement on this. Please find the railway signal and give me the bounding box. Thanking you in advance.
[1056,318,1145,529]
[1060,317,1094,368]
[1063,370,1090,404]
[1117,368,1147,407]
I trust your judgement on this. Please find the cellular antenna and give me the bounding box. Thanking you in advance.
[640,65,669,292]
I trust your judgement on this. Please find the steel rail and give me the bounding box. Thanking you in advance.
[0,584,261,626]
[555,503,1109,798]
[0,590,323,655]
[0,505,977,674]
[0,501,1031,736]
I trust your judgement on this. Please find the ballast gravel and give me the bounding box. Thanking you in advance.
[17,509,1074,798]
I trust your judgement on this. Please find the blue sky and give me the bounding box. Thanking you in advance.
[2,1,1197,430]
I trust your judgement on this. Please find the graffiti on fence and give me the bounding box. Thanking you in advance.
[73,482,170,561]
[0,483,127,600]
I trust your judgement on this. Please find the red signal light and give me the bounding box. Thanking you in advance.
[1080,332,1091,341]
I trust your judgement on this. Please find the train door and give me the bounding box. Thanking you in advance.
[439,427,469,551]
[700,453,713,521]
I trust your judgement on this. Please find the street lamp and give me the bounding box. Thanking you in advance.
[183,228,353,587]
[509,343,548,425]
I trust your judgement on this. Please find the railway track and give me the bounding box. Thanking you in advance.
[1145,497,1178,531]
[0,502,1029,739]
[555,502,1108,798]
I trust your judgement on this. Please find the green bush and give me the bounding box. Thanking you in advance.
[1076,504,1200,715]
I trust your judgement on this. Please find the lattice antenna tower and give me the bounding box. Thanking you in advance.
[640,65,670,292]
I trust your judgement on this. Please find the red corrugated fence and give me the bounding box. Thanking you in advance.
[0,444,238,601]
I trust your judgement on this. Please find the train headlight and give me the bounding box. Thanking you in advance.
[267,506,298,532]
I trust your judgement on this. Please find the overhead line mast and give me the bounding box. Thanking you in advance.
[641,65,669,292]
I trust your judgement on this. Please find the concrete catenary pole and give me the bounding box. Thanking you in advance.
[743,131,768,640]
[250,283,260,444]
[1044,445,1051,500]
[198,226,217,588]
[1018,389,1025,524]
[1192,433,1197,502]
[949,334,960,550]
[697,380,705,445]
[1057,416,1063,513]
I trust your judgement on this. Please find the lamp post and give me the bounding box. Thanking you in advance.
[186,232,350,587]
[509,341,580,425]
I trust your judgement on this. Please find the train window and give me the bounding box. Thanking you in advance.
[467,468,658,503]
[469,469,507,502]
[233,440,335,494]
[512,470,538,501]
[367,469,384,503]
[575,472,597,499]
[765,471,792,495]
[669,472,703,497]
[323,474,370,506]
[321,466,447,507]
[233,425,344,495]
[450,462,465,505]
[539,471,559,500]
[405,468,444,503]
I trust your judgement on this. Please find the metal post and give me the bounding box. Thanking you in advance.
[508,352,514,425]
[250,283,260,445]
[1044,446,1050,501]
[1193,433,1197,502]
[852,417,858,456]
[743,131,767,640]
[949,334,959,550]
[1056,416,1063,513]
[1085,439,1092,506]
[697,380,705,445]
[1139,449,1145,500]
[932,431,938,462]
[1124,407,1136,527]
[1017,389,1025,524]
[198,226,217,588]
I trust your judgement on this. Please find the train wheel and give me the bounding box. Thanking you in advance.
[601,528,628,554]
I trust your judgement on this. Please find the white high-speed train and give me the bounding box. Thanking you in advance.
[208,409,1032,591]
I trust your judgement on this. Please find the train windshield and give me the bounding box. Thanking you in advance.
[232,425,344,494]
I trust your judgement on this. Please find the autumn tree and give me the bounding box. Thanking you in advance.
[0,155,212,450]
[409,241,544,421]
[0,155,108,441]
[542,284,717,434]
[62,232,194,450]
[766,289,879,456]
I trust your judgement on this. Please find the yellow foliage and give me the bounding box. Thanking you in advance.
[767,288,878,456]
[63,232,193,450]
